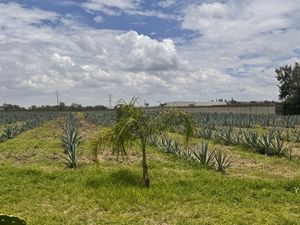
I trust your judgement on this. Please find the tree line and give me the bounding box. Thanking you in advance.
[0,102,107,111]
[276,61,300,114]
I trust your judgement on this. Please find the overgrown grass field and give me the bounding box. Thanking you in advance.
[1,116,300,224]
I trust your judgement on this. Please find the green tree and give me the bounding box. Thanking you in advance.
[97,97,195,188]
[276,62,300,104]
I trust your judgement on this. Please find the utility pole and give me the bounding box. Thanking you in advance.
[108,94,112,109]
[56,91,59,106]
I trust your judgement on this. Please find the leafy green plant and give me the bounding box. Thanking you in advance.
[96,97,195,187]
[147,135,159,146]
[0,134,7,142]
[256,132,272,154]
[214,150,232,174]
[275,129,285,140]
[283,115,295,128]
[199,128,214,139]
[216,127,235,145]
[284,129,292,142]
[270,135,287,157]
[159,136,182,154]
[233,129,243,145]
[180,148,193,161]
[292,128,300,142]
[243,131,259,149]
[287,148,293,160]
[3,125,20,139]
[192,140,215,167]
[62,113,82,168]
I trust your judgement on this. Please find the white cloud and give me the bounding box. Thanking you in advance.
[82,0,179,20]
[182,0,300,42]
[94,15,103,23]
[0,3,189,105]
[51,53,75,67]
[110,31,185,71]
[0,2,58,25]
[179,0,300,101]
[82,0,141,15]
[1,1,300,106]
[157,0,176,8]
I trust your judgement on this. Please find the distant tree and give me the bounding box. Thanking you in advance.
[276,62,300,104]
[2,103,25,111]
[29,105,37,110]
[59,102,66,110]
[229,98,238,104]
[93,105,107,110]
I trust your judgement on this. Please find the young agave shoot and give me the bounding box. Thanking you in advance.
[193,140,215,167]
[62,114,82,168]
[214,150,232,174]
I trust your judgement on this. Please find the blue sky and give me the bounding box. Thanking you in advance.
[0,0,300,106]
[11,0,193,39]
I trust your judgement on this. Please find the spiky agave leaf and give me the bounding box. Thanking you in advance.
[243,131,259,149]
[270,135,287,157]
[61,113,82,168]
[256,131,272,154]
[216,127,235,145]
[192,140,215,167]
[214,150,232,174]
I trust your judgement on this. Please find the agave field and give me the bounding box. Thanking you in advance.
[0,111,63,142]
[0,110,300,224]
[86,111,300,160]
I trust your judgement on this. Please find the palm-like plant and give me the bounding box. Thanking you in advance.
[97,97,195,188]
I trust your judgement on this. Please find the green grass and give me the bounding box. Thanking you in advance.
[0,118,300,224]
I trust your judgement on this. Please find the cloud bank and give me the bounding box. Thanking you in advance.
[0,1,300,106]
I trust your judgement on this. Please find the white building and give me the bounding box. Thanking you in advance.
[164,101,227,107]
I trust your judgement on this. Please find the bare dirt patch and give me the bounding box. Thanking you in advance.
[76,113,97,139]
[97,148,141,165]
[227,151,300,179]
[287,142,300,157]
